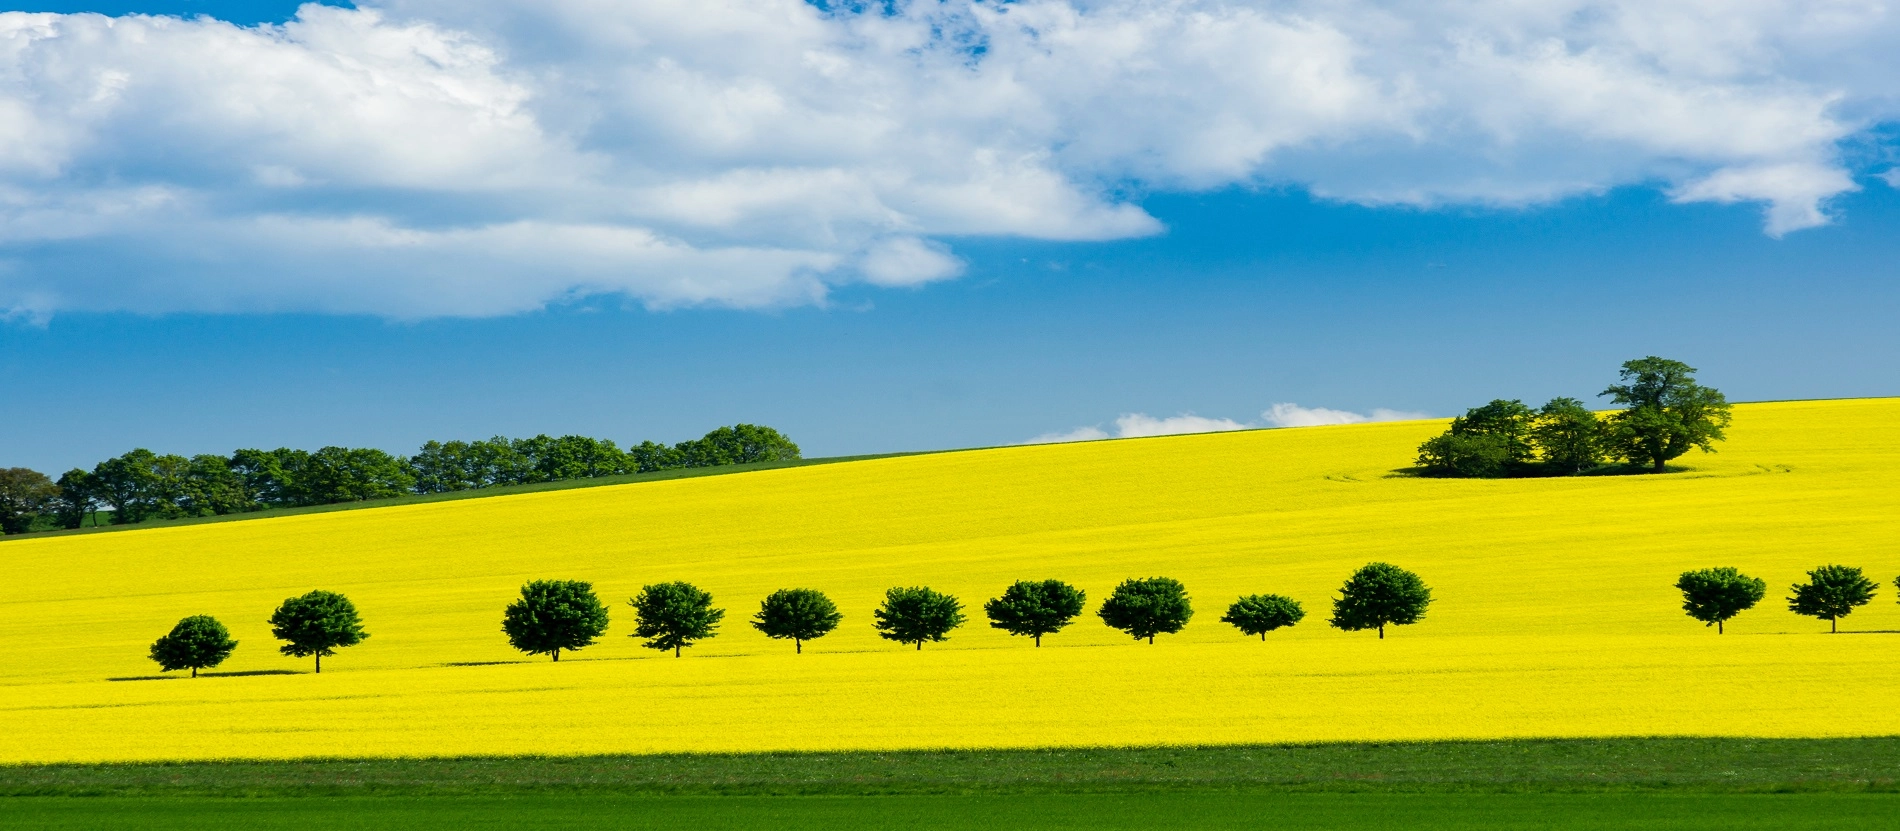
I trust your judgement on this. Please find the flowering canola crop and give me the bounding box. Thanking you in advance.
[2,399,1897,763]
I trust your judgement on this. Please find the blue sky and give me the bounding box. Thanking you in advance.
[2,1,1898,473]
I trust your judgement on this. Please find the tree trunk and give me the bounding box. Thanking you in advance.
[553,648,560,662]
[915,641,922,651]
[1260,632,1265,641]
[192,667,198,678]
[315,654,322,674]
[1717,620,1723,635]
[1832,618,1838,633]
[796,639,802,654]
[1035,634,1041,647]
[1148,635,1154,644]
[675,645,681,657]
[1378,624,1385,640]
[1652,455,1665,473]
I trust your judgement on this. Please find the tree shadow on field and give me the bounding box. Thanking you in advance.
[1833,630,1900,635]
[107,669,300,682]
[442,660,532,667]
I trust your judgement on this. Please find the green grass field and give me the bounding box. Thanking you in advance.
[3,739,1896,829]
[7,792,1894,831]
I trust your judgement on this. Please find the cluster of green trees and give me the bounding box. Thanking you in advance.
[0,424,799,534]
[145,564,1437,676]
[1416,357,1733,477]
[1676,564,1895,634]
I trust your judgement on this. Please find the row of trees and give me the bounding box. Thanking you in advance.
[1677,564,1896,634]
[1,424,799,534]
[146,564,1436,676]
[1416,357,1733,477]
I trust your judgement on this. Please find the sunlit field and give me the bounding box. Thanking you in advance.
[2,399,1897,763]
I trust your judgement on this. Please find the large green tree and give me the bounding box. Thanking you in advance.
[503,580,611,661]
[1533,397,1605,474]
[1097,577,1194,644]
[149,615,238,678]
[50,469,99,529]
[1675,567,1766,634]
[297,447,416,503]
[1329,563,1432,639]
[984,580,1087,647]
[92,449,161,524]
[1787,565,1877,633]
[268,590,369,673]
[0,467,58,534]
[1449,399,1537,466]
[752,588,843,653]
[675,425,802,467]
[1600,357,1732,473]
[1414,433,1511,478]
[1221,594,1305,640]
[873,586,965,650]
[630,582,724,657]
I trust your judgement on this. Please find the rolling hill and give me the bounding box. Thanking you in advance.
[2,398,1897,763]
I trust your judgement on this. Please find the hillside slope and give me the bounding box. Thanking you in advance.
[3,399,1897,762]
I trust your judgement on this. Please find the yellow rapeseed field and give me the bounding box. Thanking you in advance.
[2,399,1898,763]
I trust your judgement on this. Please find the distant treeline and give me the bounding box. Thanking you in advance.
[0,424,799,534]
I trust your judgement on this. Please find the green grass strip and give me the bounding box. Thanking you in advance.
[5,738,1898,797]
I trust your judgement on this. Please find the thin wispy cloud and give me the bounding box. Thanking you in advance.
[4,1,1900,319]
[1026,404,1430,444]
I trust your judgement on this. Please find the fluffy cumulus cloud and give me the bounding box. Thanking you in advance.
[1026,403,1429,443]
[4,0,1900,319]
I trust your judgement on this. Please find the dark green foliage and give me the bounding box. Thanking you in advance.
[1329,563,1431,639]
[984,580,1087,646]
[1600,357,1732,473]
[1097,577,1194,644]
[14,424,799,535]
[1414,433,1511,478]
[1675,568,1765,634]
[1221,594,1305,640]
[674,424,802,467]
[752,588,843,653]
[147,615,238,677]
[0,467,58,535]
[1787,565,1878,633]
[630,582,724,656]
[1533,398,1605,474]
[1449,399,1537,465]
[874,586,966,649]
[502,580,611,661]
[267,590,369,673]
[50,468,99,529]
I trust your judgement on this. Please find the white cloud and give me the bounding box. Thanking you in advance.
[1027,402,1428,443]
[4,1,1900,318]
[1262,403,1432,428]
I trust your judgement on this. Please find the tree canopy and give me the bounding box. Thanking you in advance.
[0,467,58,535]
[1221,594,1305,640]
[752,588,843,653]
[1097,577,1194,644]
[1329,563,1431,639]
[873,586,965,650]
[630,582,724,657]
[502,580,611,661]
[267,590,368,673]
[1675,567,1765,634]
[1600,357,1733,473]
[148,615,238,678]
[1787,565,1877,633]
[984,580,1087,647]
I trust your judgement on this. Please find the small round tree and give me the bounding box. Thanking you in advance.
[630,581,724,656]
[1329,563,1431,639]
[149,615,238,678]
[752,588,842,653]
[268,590,368,673]
[1221,594,1304,641]
[1675,567,1765,634]
[1097,577,1193,644]
[503,580,610,661]
[873,586,965,650]
[1788,565,1878,633]
[984,579,1087,647]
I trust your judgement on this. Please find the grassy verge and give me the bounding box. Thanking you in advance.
[5,738,1899,797]
[6,793,1895,831]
